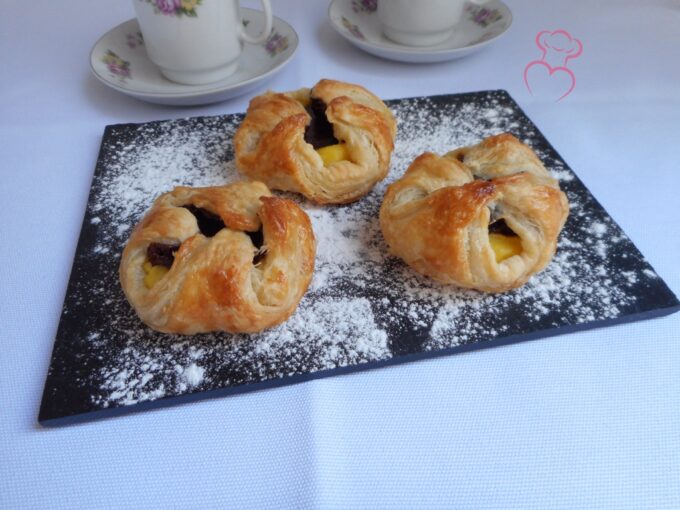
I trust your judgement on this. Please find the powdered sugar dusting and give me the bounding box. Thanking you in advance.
[46,92,674,418]
[182,363,205,388]
[93,120,242,237]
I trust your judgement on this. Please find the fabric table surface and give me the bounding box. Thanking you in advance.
[1,0,679,508]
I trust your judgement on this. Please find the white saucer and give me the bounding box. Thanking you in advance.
[328,0,512,64]
[90,8,298,106]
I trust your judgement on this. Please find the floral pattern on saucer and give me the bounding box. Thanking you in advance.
[90,10,298,105]
[243,19,290,58]
[265,32,289,57]
[126,31,144,49]
[328,0,512,64]
[102,50,131,81]
[466,5,502,28]
[342,16,366,40]
[139,0,202,18]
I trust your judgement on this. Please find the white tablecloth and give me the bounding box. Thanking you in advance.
[2,1,679,508]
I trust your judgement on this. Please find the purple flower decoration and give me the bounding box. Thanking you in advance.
[109,64,131,78]
[154,0,181,15]
[264,32,289,57]
[102,50,131,81]
[466,6,502,28]
[126,31,144,49]
[140,0,201,18]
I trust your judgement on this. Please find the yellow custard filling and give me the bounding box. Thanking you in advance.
[489,233,522,263]
[143,261,169,289]
[316,143,348,166]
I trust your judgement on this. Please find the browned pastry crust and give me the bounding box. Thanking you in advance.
[379,134,569,292]
[233,79,397,204]
[119,182,316,334]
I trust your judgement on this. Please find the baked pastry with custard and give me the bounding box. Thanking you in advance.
[379,133,569,292]
[234,79,397,204]
[119,182,315,334]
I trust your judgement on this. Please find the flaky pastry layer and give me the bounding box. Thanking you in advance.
[119,182,316,334]
[380,134,569,292]
[234,79,397,204]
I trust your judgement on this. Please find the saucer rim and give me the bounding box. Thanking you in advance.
[89,9,299,100]
[327,0,512,58]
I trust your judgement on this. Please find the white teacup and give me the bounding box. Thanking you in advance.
[132,0,272,85]
[378,0,487,47]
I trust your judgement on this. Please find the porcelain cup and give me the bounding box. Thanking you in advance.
[378,0,487,46]
[132,0,272,85]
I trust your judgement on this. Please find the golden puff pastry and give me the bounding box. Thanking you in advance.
[380,133,569,293]
[119,182,316,334]
[233,79,397,204]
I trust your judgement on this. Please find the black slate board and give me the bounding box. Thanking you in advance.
[39,90,679,426]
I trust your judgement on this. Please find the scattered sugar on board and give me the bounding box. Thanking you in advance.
[82,96,657,409]
[182,364,205,388]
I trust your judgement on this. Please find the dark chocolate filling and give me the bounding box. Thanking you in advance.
[182,205,225,237]
[304,98,339,149]
[488,218,517,237]
[246,229,264,250]
[179,205,267,265]
[147,242,180,268]
[247,229,267,265]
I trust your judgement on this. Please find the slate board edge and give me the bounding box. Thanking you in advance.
[39,300,680,427]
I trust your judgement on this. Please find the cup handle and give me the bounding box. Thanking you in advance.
[238,0,273,44]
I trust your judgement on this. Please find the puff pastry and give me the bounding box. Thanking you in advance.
[379,133,569,292]
[119,182,316,334]
[234,79,397,204]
